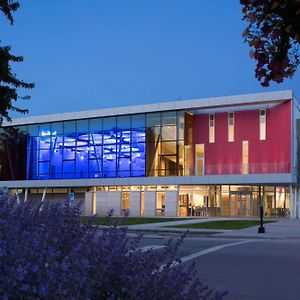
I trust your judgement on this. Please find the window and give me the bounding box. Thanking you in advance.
[259,109,266,140]
[228,112,234,142]
[209,114,215,143]
[242,141,248,174]
[195,144,205,176]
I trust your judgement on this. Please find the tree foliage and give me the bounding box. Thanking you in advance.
[0,197,227,299]
[241,0,300,86]
[0,0,34,123]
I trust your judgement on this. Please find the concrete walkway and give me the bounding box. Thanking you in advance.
[127,218,300,239]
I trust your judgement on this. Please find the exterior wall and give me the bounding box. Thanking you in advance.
[165,191,178,217]
[129,191,141,216]
[193,101,292,175]
[144,191,156,217]
[94,191,121,216]
[84,192,92,215]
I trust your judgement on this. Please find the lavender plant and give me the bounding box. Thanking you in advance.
[0,196,226,299]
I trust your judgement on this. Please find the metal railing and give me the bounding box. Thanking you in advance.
[202,162,290,175]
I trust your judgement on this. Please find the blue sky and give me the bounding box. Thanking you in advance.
[2,0,300,116]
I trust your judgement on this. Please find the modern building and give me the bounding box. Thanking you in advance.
[1,90,299,218]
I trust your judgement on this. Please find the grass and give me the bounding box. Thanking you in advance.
[166,220,275,230]
[81,216,192,226]
[127,229,219,235]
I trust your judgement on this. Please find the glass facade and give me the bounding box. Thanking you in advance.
[26,115,146,179]
[0,111,189,180]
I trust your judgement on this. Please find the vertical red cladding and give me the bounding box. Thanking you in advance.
[193,100,291,174]
[249,101,291,173]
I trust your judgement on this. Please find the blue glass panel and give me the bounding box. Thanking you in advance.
[103,151,116,177]
[77,119,89,133]
[51,122,63,135]
[39,161,49,178]
[117,115,131,130]
[28,124,39,136]
[89,118,102,132]
[39,149,50,161]
[132,129,145,143]
[103,117,116,131]
[64,121,76,134]
[63,161,75,178]
[26,120,146,180]
[132,114,145,129]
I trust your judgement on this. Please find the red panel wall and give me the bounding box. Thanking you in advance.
[193,100,291,174]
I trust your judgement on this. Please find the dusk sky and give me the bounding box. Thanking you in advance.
[2,0,300,117]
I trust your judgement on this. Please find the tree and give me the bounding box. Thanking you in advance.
[241,0,300,87]
[0,0,34,123]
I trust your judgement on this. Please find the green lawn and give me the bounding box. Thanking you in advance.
[81,216,192,226]
[166,220,275,230]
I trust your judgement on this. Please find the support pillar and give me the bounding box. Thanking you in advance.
[41,187,47,203]
[92,186,97,215]
[297,187,300,219]
[15,190,20,204]
[24,188,28,203]
[289,185,295,219]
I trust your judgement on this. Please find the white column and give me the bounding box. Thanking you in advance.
[165,191,178,217]
[129,191,141,216]
[24,188,28,203]
[289,185,295,219]
[294,187,298,219]
[15,190,20,204]
[41,188,47,203]
[144,191,156,217]
[92,186,97,215]
[297,187,300,219]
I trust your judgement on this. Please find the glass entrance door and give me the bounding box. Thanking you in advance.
[230,192,252,216]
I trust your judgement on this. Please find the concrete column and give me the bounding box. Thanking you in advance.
[165,191,178,217]
[144,191,156,217]
[24,188,28,203]
[41,188,47,203]
[130,191,141,216]
[297,187,300,219]
[92,186,97,215]
[289,185,295,219]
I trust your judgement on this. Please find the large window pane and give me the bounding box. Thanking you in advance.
[89,118,102,133]
[132,114,145,128]
[64,121,76,134]
[162,125,176,141]
[63,161,75,178]
[51,122,63,135]
[162,111,176,126]
[117,115,131,130]
[147,113,161,127]
[76,119,89,133]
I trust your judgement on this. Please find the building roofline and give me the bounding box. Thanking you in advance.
[2,90,293,127]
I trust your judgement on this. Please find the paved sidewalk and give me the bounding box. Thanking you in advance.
[127,218,300,239]
[216,218,300,239]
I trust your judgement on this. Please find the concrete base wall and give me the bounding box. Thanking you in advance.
[165,191,178,217]
[95,191,121,216]
[144,191,156,217]
[130,191,141,216]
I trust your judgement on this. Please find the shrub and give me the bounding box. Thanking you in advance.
[0,196,226,299]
